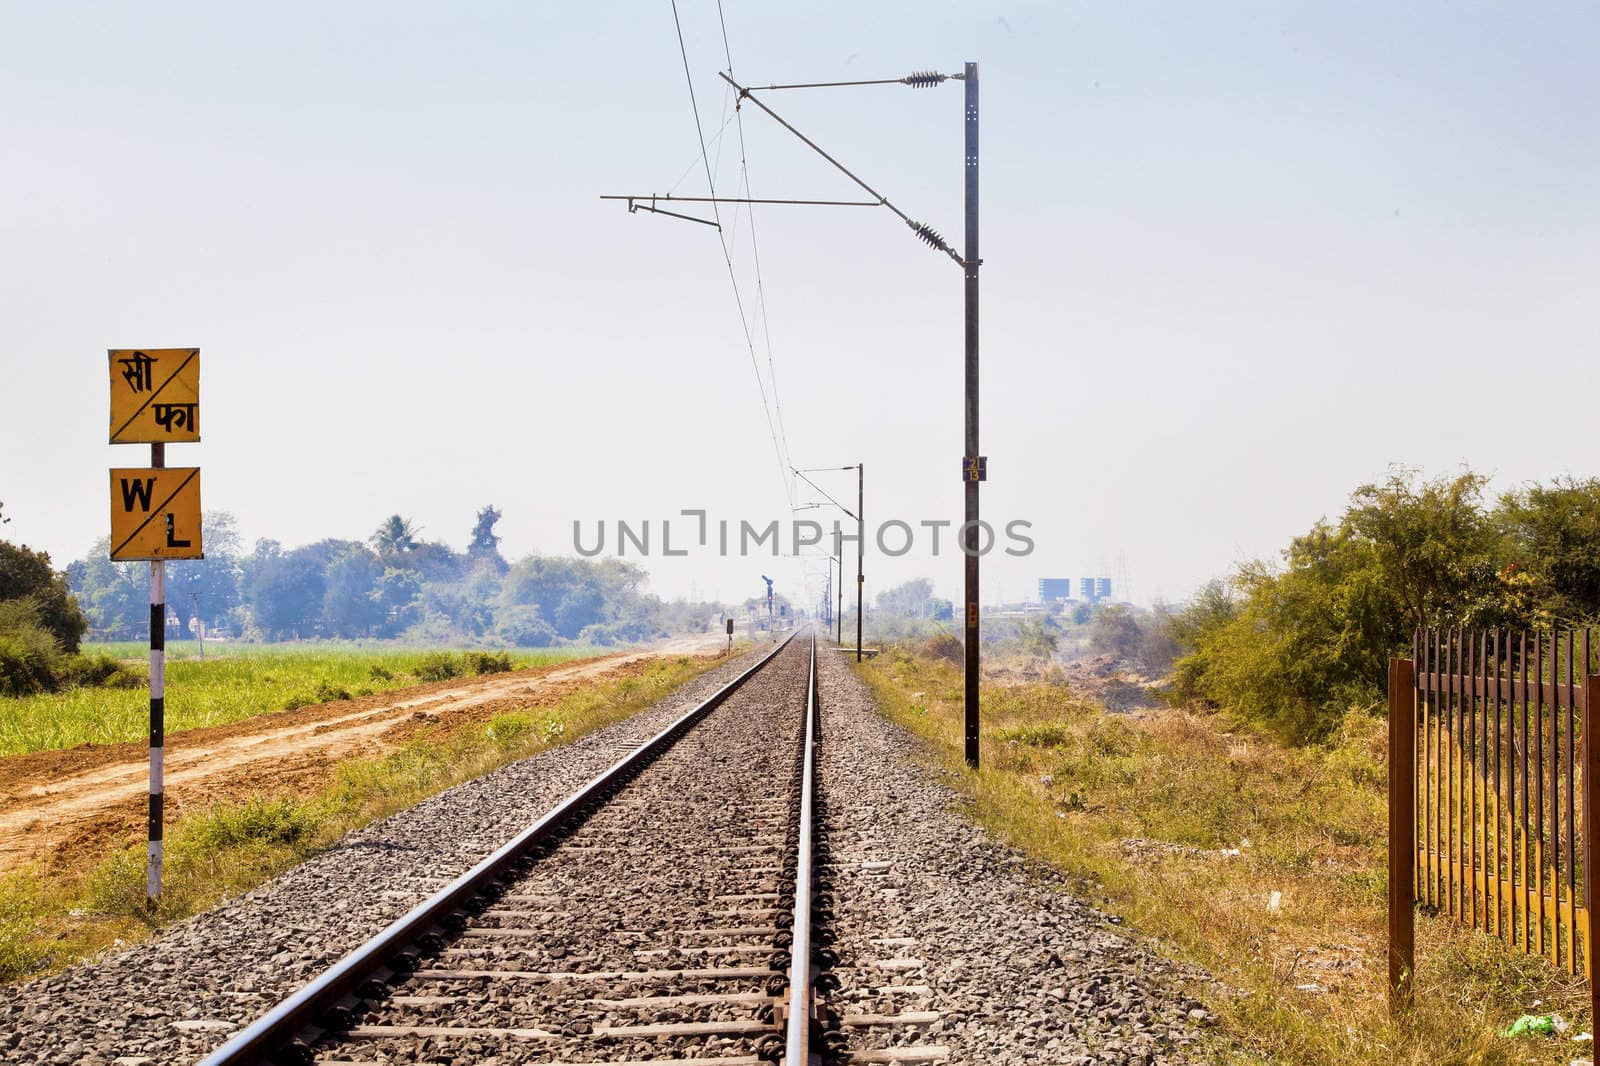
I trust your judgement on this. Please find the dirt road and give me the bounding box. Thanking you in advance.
[0,635,730,877]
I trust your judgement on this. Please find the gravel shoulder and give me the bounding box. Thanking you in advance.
[816,646,1214,1065]
[0,642,780,1066]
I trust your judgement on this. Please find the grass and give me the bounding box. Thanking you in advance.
[859,644,1592,1065]
[0,650,728,982]
[0,642,602,756]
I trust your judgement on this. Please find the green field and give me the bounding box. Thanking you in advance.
[0,643,602,757]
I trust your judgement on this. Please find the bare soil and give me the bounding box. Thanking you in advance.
[0,634,729,877]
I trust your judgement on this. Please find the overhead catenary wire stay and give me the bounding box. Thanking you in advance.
[742,71,964,91]
[791,467,856,521]
[718,71,966,268]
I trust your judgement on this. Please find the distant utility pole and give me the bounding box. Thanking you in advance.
[856,462,865,663]
[191,591,204,661]
[835,529,844,646]
[604,61,979,759]
[794,465,862,662]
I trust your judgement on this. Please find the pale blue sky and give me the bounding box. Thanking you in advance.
[2,2,1596,609]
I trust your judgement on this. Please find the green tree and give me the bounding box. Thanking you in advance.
[372,568,423,637]
[247,547,327,638]
[1173,468,1501,742]
[468,505,506,572]
[1088,603,1142,661]
[371,515,419,558]
[165,512,243,638]
[1345,468,1497,629]
[875,578,934,617]
[0,541,88,652]
[321,546,385,637]
[1495,477,1600,628]
[1013,615,1060,659]
[67,543,146,639]
[495,604,557,647]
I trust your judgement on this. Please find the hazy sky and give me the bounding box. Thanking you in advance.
[3,2,1597,612]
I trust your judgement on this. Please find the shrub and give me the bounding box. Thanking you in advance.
[0,610,64,697]
[921,633,964,664]
[313,680,352,702]
[0,601,142,696]
[489,605,561,648]
[414,652,462,682]
[368,664,394,682]
[999,722,1075,747]
[57,653,137,690]
[183,796,317,850]
[463,650,513,675]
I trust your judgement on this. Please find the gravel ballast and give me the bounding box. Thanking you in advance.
[814,647,1211,1065]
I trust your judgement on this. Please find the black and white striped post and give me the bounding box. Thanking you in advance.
[108,348,203,908]
[148,441,165,907]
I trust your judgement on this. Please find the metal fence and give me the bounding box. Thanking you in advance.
[1388,628,1600,1019]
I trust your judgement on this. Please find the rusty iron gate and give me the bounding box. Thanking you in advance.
[1388,628,1600,1020]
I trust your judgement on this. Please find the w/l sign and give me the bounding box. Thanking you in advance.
[109,468,204,561]
[109,348,200,444]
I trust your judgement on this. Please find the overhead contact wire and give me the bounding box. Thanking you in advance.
[668,0,793,513]
[716,0,795,505]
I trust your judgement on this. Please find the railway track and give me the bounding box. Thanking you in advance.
[197,631,946,1066]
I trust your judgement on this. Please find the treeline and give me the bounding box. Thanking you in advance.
[64,506,720,648]
[1171,470,1600,743]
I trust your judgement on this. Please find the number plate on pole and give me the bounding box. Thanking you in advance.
[963,455,987,482]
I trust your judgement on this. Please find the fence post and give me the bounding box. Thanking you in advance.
[1584,674,1600,1027]
[1389,656,1417,1013]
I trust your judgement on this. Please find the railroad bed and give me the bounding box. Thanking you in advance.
[4,633,1208,1065]
[196,632,947,1065]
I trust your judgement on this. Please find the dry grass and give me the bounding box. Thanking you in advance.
[859,645,1592,1065]
[0,653,724,983]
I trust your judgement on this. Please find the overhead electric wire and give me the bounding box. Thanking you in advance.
[664,110,739,196]
[715,0,794,500]
[667,0,794,512]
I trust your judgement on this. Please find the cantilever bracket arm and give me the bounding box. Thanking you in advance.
[713,70,968,270]
[620,196,720,228]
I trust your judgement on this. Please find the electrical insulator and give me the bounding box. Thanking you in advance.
[909,220,951,252]
[902,71,948,88]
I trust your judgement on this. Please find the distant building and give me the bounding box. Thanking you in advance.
[1038,578,1074,602]
[1040,576,1113,605]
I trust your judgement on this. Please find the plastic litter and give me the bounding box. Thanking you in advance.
[1500,1013,1569,1038]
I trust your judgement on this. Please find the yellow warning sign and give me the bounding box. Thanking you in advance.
[109,349,200,444]
[110,468,204,561]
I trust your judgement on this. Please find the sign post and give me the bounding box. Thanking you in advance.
[108,348,204,909]
[726,617,734,657]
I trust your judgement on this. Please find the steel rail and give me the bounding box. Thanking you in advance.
[783,633,818,1065]
[198,630,801,1066]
